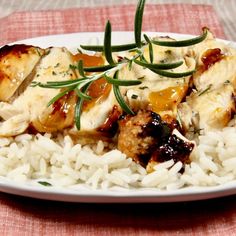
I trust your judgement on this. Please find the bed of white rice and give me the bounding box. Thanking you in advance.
[0,121,235,191]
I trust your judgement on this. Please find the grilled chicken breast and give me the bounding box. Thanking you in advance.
[193,55,236,91]
[68,40,195,142]
[177,33,236,133]
[0,47,77,136]
[189,30,236,65]
[0,30,235,169]
[0,44,45,102]
[178,83,235,132]
[118,42,195,117]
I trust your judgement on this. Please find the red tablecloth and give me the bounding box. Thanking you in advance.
[0,4,235,236]
[0,4,225,46]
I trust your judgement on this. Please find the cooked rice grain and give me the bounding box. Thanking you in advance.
[0,125,235,190]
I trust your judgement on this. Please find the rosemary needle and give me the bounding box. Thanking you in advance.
[112,71,135,115]
[104,21,116,66]
[152,27,208,47]
[134,59,184,70]
[80,43,137,52]
[135,0,146,48]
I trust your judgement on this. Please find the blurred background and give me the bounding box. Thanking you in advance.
[0,0,235,41]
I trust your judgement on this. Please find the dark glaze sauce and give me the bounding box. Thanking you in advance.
[142,112,193,166]
[97,105,121,137]
[118,110,193,168]
[201,48,225,71]
[140,112,171,140]
[151,134,194,164]
[0,44,33,58]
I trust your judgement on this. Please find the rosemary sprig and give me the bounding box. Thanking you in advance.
[33,0,208,130]
[38,181,52,186]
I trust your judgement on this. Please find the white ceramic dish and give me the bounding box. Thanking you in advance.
[0,32,235,203]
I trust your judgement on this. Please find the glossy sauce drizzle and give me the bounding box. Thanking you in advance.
[73,53,112,111]
[148,85,188,113]
[201,48,225,71]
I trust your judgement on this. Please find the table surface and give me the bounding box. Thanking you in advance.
[0,0,236,41]
[1,193,236,235]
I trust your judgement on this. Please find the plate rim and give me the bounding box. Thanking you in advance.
[1,176,236,203]
[0,31,236,203]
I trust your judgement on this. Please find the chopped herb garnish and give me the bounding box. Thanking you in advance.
[69,64,77,70]
[165,50,172,55]
[36,48,42,56]
[131,94,138,99]
[45,49,50,55]
[52,71,57,75]
[139,86,148,90]
[77,48,83,54]
[137,76,145,80]
[224,80,230,84]
[54,63,60,68]
[38,181,52,186]
[193,128,204,135]
[198,84,212,96]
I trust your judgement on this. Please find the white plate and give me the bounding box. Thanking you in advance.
[0,32,236,203]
